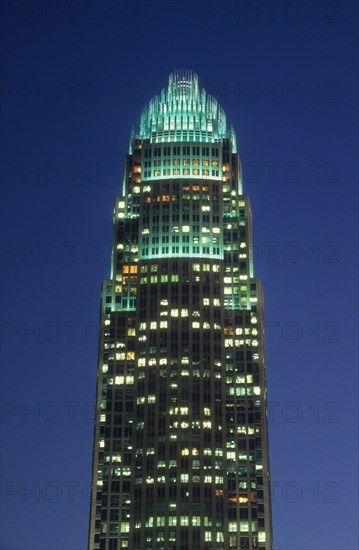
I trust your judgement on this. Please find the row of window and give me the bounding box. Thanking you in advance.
[146,159,219,167]
[143,168,220,177]
[140,245,221,255]
[144,146,220,157]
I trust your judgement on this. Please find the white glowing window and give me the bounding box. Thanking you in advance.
[160,320,168,329]
[150,321,157,329]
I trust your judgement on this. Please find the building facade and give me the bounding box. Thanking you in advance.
[88,70,273,550]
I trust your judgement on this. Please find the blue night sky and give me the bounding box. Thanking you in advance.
[1,1,358,549]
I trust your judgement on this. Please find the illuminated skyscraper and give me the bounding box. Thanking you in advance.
[88,70,273,550]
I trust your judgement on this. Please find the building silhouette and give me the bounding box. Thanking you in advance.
[88,70,273,550]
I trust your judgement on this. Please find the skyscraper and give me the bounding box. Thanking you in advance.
[88,70,273,550]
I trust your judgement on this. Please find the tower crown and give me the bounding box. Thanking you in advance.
[139,69,236,149]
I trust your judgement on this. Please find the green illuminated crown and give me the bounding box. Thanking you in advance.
[138,69,236,149]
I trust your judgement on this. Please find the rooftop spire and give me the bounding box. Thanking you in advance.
[138,69,236,151]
